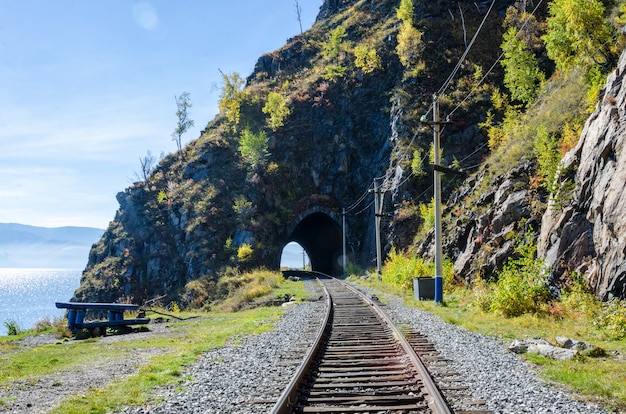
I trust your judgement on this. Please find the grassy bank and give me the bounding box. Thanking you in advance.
[0,271,308,413]
[351,274,626,412]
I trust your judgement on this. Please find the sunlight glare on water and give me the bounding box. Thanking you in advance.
[0,268,81,336]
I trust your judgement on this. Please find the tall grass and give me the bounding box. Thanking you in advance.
[382,247,455,291]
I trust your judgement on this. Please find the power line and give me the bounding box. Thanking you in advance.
[385,1,497,193]
[436,0,496,98]
[448,0,545,118]
[344,184,372,213]
[354,199,375,216]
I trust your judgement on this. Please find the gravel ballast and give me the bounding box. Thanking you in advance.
[357,285,607,414]
[123,281,608,414]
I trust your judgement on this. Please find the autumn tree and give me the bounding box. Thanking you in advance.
[395,0,424,76]
[172,92,194,157]
[542,0,614,71]
[262,91,291,130]
[354,44,381,74]
[218,70,245,128]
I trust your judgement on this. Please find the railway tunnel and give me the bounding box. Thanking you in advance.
[287,212,343,276]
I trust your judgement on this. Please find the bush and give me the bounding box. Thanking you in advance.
[237,243,254,263]
[560,272,601,317]
[489,233,550,317]
[3,320,21,336]
[471,277,493,312]
[344,262,364,278]
[383,248,454,291]
[594,299,626,340]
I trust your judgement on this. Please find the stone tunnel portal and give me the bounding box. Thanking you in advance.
[288,212,342,276]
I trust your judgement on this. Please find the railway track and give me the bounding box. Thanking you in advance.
[271,272,491,414]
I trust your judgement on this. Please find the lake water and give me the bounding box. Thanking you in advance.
[0,268,81,336]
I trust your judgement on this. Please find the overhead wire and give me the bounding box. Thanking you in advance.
[345,0,522,215]
[436,0,496,99]
[354,199,375,216]
[448,0,545,118]
[344,184,373,213]
[381,0,497,196]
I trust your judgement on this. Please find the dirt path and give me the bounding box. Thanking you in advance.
[0,325,174,413]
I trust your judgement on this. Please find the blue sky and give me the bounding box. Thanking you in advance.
[0,0,321,230]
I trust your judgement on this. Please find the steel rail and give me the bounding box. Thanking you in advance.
[272,271,453,413]
[340,279,452,414]
[270,277,332,414]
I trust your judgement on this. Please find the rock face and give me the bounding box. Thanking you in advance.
[416,160,544,284]
[74,0,511,305]
[539,51,626,300]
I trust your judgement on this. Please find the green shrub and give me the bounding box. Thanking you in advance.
[344,262,364,278]
[490,233,550,317]
[238,128,269,171]
[500,27,545,105]
[3,320,21,336]
[534,124,561,194]
[594,299,626,340]
[471,277,493,312]
[382,248,454,291]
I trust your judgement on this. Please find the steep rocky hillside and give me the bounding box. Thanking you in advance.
[73,0,626,305]
[539,51,626,300]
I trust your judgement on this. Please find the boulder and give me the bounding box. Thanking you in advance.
[508,338,578,361]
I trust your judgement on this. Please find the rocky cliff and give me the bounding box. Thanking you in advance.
[538,51,626,300]
[73,0,626,306]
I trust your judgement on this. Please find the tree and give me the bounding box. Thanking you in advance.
[172,92,194,157]
[323,25,347,58]
[218,70,245,128]
[322,26,348,81]
[262,91,291,130]
[354,44,381,74]
[542,0,614,71]
[500,27,545,105]
[238,128,269,171]
[294,0,303,35]
[396,0,414,23]
[137,150,156,182]
[395,0,424,75]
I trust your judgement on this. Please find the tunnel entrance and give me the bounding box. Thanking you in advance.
[287,212,342,276]
[280,242,310,270]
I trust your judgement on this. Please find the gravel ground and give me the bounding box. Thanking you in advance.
[354,284,608,414]
[124,280,608,414]
[123,289,325,414]
[3,280,610,413]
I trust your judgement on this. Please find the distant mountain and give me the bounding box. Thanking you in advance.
[0,223,103,268]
